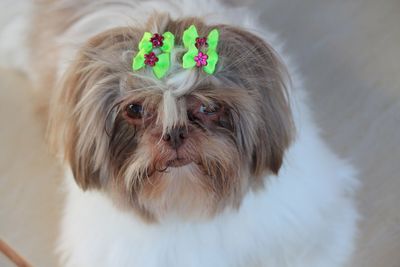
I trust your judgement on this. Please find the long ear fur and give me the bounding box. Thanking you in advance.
[216,26,295,177]
[47,28,136,190]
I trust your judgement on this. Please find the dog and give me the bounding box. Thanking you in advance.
[1,0,358,266]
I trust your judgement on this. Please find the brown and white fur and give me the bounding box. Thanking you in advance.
[1,0,358,266]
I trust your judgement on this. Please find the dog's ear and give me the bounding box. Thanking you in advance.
[217,26,295,177]
[47,29,133,190]
[48,49,101,190]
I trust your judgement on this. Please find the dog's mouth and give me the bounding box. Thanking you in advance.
[166,157,192,168]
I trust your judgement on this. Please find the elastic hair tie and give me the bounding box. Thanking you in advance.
[182,25,219,75]
[132,31,175,79]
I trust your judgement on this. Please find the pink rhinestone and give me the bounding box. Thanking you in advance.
[194,52,208,67]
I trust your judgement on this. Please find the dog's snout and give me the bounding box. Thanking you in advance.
[163,127,188,149]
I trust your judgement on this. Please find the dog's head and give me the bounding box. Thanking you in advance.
[49,16,294,221]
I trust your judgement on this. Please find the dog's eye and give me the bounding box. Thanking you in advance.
[126,103,143,119]
[199,103,219,115]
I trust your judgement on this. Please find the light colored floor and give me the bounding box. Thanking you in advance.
[0,69,63,266]
[0,1,399,267]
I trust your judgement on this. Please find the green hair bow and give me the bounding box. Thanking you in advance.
[132,31,175,79]
[182,25,219,74]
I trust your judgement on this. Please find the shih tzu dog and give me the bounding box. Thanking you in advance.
[1,0,358,266]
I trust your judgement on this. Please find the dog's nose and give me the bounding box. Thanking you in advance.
[162,126,188,149]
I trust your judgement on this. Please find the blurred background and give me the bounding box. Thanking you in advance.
[1,0,399,266]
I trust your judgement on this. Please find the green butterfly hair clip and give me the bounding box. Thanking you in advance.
[182,25,219,74]
[132,31,175,79]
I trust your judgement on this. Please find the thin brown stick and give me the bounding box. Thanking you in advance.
[0,239,33,267]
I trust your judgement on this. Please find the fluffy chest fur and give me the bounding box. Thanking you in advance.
[59,119,358,267]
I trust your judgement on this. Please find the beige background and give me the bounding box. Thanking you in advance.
[1,0,399,266]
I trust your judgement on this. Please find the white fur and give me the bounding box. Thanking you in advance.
[59,117,358,267]
[1,1,359,266]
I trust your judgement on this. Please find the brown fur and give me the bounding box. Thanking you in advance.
[44,13,294,221]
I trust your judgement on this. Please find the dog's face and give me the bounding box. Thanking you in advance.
[49,17,294,221]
